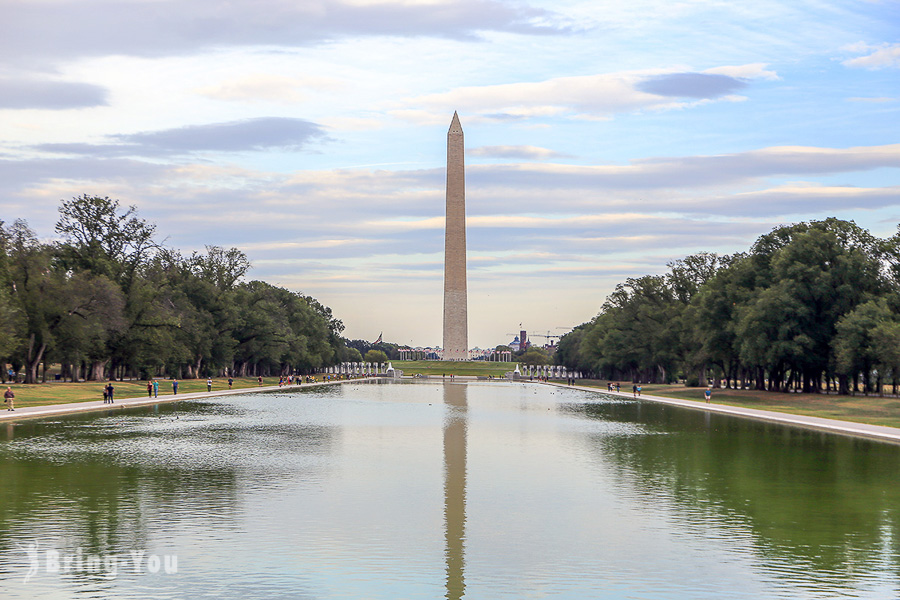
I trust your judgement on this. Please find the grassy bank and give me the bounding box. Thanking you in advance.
[0,377,293,406]
[578,381,900,429]
[391,360,516,377]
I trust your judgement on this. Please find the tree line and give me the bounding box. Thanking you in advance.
[556,218,900,395]
[0,195,346,383]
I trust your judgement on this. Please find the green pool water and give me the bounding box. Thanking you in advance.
[0,381,897,599]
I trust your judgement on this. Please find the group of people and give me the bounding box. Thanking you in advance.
[3,373,339,415]
[103,383,115,403]
[141,376,240,397]
[145,379,160,397]
[277,374,308,386]
[603,382,642,398]
[609,380,712,402]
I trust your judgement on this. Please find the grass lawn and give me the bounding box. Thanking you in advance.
[391,360,516,377]
[1,377,285,407]
[578,381,900,429]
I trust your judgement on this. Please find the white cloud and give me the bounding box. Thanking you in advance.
[842,42,900,69]
[4,0,572,70]
[469,145,567,160]
[847,96,896,103]
[703,63,780,81]
[194,74,344,103]
[395,64,777,122]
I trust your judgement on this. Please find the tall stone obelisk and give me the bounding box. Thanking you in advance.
[442,112,468,361]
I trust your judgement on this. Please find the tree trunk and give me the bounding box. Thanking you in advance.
[89,359,109,381]
[25,334,46,384]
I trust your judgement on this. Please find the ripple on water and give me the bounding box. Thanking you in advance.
[0,383,898,600]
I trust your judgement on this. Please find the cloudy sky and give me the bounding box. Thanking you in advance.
[2,0,898,349]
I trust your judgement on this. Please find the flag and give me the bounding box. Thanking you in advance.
[373,332,383,344]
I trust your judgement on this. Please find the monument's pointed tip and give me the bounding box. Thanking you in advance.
[449,111,462,133]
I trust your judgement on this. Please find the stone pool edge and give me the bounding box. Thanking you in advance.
[0,380,345,423]
[546,381,900,445]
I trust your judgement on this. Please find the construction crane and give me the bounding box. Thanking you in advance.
[532,331,561,340]
[505,325,572,350]
[532,332,562,347]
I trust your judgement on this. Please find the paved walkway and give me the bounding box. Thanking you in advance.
[0,381,343,423]
[545,382,900,445]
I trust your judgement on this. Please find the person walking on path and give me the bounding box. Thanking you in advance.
[152,379,159,398]
[632,384,637,398]
[207,378,212,392]
[147,380,153,397]
[637,385,642,397]
[4,387,14,411]
[705,388,712,403]
[105,383,115,403]
[228,377,233,389]
[258,375,263,387]
[172,379,179,395]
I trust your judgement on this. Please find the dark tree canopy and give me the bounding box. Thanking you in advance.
[557,218,900,396]
[2,196,346,383]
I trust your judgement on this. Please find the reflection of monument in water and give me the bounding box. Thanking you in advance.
[443,383,467,599]
[442,112,468,361]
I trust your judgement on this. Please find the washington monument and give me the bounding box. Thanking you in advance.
[442,112,468,360]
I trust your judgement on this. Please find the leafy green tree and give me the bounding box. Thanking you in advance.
[54,196,164,379]
[521,347,550,366]
[55,195,159,290]
[835,299,900,395]
[738,220,883,392]
[689,253,755,387]
[364,349,388,364]
[554,326,587,370]
[0,222,24,377]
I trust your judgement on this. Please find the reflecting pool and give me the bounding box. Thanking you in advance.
[1,381,899,599]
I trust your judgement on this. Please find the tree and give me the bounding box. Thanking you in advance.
[739,220,883,392]
[55,195,159,290]
[521,347,550,366]
[834,299,900,395]
[5,198,346,382]
[185,245,251,290]
[0,222,24,378]
[364,349,388,364]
